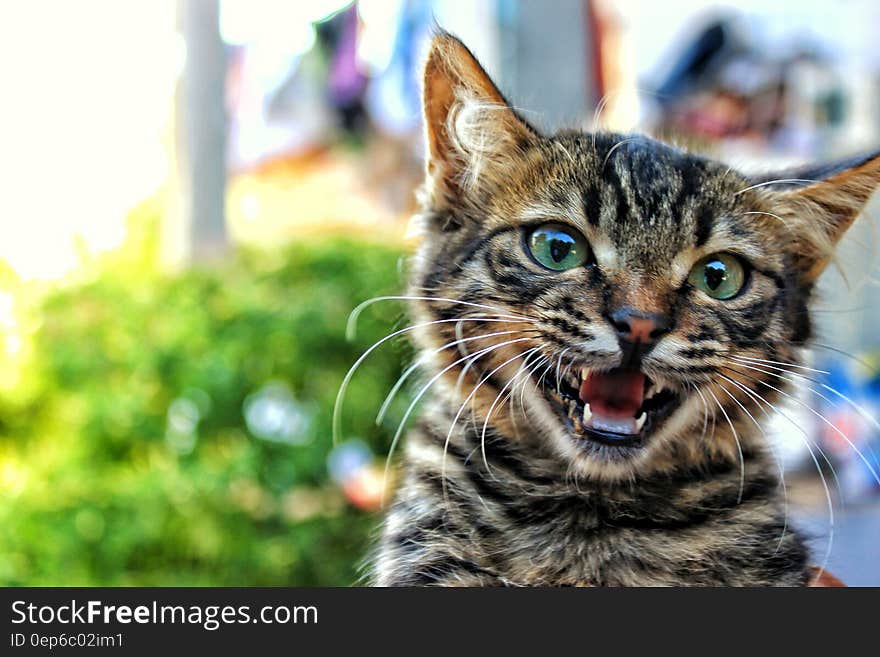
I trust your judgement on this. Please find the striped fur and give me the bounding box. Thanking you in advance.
[370,32,880,586]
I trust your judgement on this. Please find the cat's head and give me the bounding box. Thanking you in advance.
[408,32,880,481]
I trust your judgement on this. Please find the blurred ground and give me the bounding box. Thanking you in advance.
[793,479,880,586]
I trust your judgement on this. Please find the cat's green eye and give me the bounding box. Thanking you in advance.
[688,253,747,300]
[527,223,590,271]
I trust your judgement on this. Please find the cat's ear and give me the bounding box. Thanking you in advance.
[422,31,536,202]
[767,151,880,282]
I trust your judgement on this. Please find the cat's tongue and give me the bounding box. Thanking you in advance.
[579,370,645,434]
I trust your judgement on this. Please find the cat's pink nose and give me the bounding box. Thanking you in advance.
[608,308,670,345]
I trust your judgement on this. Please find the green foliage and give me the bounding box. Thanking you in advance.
[0,237,409,585]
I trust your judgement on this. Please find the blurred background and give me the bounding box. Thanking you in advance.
[0,0,878,586]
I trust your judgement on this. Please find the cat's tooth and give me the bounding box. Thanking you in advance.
[580,367,589,382]
[635,412,647,432]
[582,403,592,424]
[645,383,665,400]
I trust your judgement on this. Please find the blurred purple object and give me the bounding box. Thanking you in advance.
[328,6,367,108]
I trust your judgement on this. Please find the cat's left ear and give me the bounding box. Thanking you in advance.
[767,151,880,282]
[421,31,537,204]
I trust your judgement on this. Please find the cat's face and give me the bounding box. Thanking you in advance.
[409,33,880,480]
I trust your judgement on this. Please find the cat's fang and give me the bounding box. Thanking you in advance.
[582,402,592,424]
[634,412,647,431]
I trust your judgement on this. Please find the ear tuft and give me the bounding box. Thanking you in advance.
[422,31,535,203]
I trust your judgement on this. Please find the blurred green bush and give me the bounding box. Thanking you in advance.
[0,223,410,585]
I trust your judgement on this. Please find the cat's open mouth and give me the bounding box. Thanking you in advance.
[544,367,680,448]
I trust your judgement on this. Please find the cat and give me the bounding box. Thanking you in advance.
[369,31,877,586]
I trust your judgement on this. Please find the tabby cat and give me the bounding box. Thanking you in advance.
[369,32,879,586]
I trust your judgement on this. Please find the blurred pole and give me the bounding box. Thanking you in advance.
[498,0,597,131]
[174,0,227,262]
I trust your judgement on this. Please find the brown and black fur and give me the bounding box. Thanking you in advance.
[370,32,880,586]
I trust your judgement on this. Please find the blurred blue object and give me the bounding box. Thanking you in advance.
[814,358,880,502]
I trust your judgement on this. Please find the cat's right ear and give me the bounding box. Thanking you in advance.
[764,151,880,282]
[421,31,536,204]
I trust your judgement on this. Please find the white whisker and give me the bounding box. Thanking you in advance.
[346,295,535,340]
[375,329,528,425]
[732,355,880,433]
[739,210,789,226]
[333,316,535,444]
[479,348,541,474]
[602,137,640,169]
[692,384,710,441]
[717,370,835,575]
[734,178,817,195]
[732,354,828,375]
[714,375,789,555]
[518,355,549,418]
[727,365,880,487]
[383,336,534,507]
[554,347,571,392]
[706,387,745,504]
[442,347,539,501]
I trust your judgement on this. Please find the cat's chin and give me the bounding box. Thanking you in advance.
[541,366,683,459]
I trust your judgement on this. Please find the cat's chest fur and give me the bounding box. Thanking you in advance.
[375,412,810,587]
[480,490,791,586]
